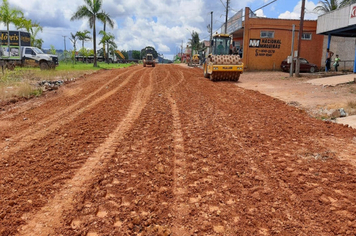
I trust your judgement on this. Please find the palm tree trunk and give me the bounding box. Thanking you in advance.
[7,24,10,58]
[93,20,97,67]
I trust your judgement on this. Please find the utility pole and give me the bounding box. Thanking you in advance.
[290,24,295,77]
[295,0,305,77]
[63,35,67,60]
[210,11,213,54]
[225,0,229,34]
[63,36,67,51]
[181,40,183,62]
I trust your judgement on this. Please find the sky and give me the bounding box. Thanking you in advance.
[5,0,323,60]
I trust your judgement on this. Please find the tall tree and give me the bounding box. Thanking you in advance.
[99,30,116,62]
[33,38,43,49]
[29,26,43,47]
[69,32,78,63]
[0,0,24,55]
[16,18,37,32]
[76,30,92,49]
[132,50,141,60]
[314,0,340,13]
[16,18,44,48]
[71,0,108,67]
[188,31,200,55]
[71,0,107,67]
[98,11,114,62]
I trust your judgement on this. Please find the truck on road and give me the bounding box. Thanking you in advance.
[0,31,58,70]
[142,46,156,67]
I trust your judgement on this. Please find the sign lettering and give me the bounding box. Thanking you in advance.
[249,38,281,52]
[0,31,31,47]
[351,6,356,18]
[249,39,260,47]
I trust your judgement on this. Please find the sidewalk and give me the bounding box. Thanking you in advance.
[306,73,355,86]
[305,73,356,128]
[336,115,356,129]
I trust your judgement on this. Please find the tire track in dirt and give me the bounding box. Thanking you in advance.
[3,65,356,235]
[174,65,356,234]
[18,67,154,235]
[51,66,186,235]
[0,67,145,161]
[159,67,190,235]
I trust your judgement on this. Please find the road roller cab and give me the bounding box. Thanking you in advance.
[203,34,244,82]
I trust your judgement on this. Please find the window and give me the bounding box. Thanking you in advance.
[302,33,312,40]
[300,58,308,64]
[260,31,274,38]
[25,48,33,55]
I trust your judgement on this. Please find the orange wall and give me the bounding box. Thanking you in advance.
[239,8,324,71]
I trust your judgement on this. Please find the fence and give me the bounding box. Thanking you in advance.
[330,59,354,72]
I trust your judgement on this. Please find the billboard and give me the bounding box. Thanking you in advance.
[349,3,356,25]
[0,31,31,47]
[227,9,243,34]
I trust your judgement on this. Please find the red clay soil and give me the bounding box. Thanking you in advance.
[1,65,356,236]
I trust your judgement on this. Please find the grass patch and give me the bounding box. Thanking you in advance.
[347,100,356,109]
[56,61,135,71]
[346,100,356,116]
[0,62,134,102]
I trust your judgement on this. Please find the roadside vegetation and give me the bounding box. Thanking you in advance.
[0,62,135,103]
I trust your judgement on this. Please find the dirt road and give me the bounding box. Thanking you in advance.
[1,65,356,235]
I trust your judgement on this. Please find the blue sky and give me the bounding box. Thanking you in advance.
[5,0,323,59]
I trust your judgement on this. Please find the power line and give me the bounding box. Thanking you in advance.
[253,0,278,12]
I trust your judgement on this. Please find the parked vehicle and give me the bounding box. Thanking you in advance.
[281,57,318,73]
[0,31,58,70]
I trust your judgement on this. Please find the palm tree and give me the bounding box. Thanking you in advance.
[340,0,356,7]
[16,18,36,32]
[99,30,116,63]
[16,18,44,48]
[314,0,340,13]
[69,33,78,63]
[98,11,114,62]
[71,0,107,67]
[188,31,200,55]
[76,30,92,49]
[33,38,43,49]
[0,0,24,56]
[29,26,43,47]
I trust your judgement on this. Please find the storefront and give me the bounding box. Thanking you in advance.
[229,7,324,71]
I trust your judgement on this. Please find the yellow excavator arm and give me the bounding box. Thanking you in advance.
[116,50,125,59]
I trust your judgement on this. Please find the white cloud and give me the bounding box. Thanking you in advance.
[278,0,318,20]
[3,0,319,60]
[255,9,266,17]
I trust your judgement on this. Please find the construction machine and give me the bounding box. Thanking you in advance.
[189,54,200,67]
[203,34,243,81]
[116,50,125,60]
[142,46,156,67]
